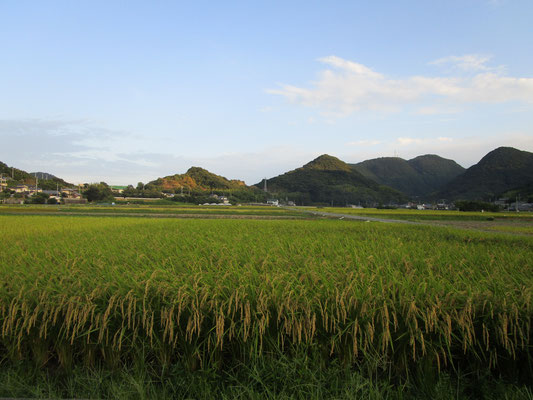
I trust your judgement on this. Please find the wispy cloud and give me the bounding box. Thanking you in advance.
[343,133,533,168]
[429,54,495,72]
[268,55,533,117]
[0,118,319,185]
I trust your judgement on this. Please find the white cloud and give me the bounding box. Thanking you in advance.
[414,106,459,115]
[437,137,453,142]
[268,55,533,117]
[0,118,322,185]
[429,54,494,72]
[397,137,424,146]
[342,132,533,168]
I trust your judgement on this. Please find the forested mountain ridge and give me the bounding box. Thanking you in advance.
[436,147,533,200]
[257,154,406,205]
[351,155,465,199]
[0,161,72,189]
[148,167,248,191]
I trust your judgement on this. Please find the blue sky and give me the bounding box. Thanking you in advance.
[1,0,532,184]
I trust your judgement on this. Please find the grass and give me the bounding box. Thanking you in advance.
[0,215,532,396]
[1,358,532,399]
[0,204,306,217]
[485,225,533,235]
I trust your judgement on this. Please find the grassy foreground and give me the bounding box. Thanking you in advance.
[0,215,532,397]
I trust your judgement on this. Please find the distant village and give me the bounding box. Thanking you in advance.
[0,176,531,212]
[1,171,532,212]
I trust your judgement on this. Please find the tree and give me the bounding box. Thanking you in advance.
[84,183,114,203]
[455,200,500,212]
[28,192,49,204]
[122,185,137,197]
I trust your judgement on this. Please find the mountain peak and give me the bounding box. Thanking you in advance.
[438,146,533,200]
[185,166,209,175]
[303,154,351,172]
[478,147,526,166]
[150,166,246,191]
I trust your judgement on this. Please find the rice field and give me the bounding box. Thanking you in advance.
[0,204,306,218]
[1,214,531,392]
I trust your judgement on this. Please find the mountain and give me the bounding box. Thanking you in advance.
[148,167,249,191]
[437,147,533,200]
[30,172,58,180]
[258,154,406,206]
[0,161,33,182]
[1,162,72,189]
[351,155,465,199]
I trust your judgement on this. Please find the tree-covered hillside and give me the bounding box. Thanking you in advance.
[0,161,72,189]
[437,147,533,200]
[351,155,464,199]
[259,155,406,206]
[148,167,264,203]
[149,167,247,191]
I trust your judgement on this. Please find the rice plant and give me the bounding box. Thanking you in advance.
[0,215,531,382]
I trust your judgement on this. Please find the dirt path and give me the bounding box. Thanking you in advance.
[290,208,533,236]
[301,209,422,224]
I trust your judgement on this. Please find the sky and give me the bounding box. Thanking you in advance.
[1,0,532,185]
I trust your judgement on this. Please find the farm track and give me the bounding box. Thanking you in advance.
[291,207,533,236]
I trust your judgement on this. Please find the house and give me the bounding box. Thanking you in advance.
[10,185,42,195]
[435,203,449,210]
[26,186,42,195]
[209,194,231,205]
[110,185,127,194]
[12,185,29,193]
[61,188,81,198]
[219,196,230,205]
[42,190,62,201]
[494,198,508,207]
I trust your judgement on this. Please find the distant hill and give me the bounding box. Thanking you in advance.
[30,172,58,180]
[0,161,73,189]
[0,161,33,182]
[351,155,464,199]
[258,154,406,206]
[149,167,249,191]
[437,147,533,200]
